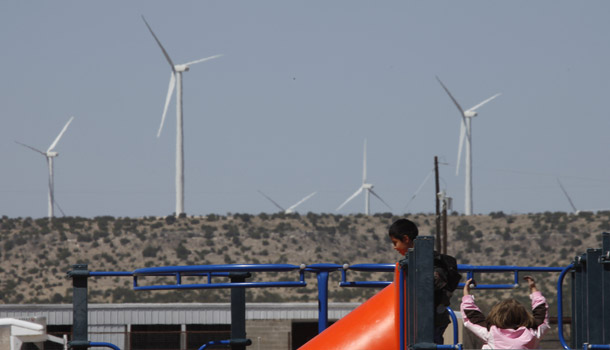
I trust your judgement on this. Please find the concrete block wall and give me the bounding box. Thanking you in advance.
[246,320,291,350]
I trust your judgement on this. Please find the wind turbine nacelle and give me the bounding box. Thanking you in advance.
[46,151,59,157]
[175,64,189,72]
[363,183,373,190]
[464,111,478,118]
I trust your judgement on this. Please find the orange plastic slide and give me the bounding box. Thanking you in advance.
[299,268,402,350]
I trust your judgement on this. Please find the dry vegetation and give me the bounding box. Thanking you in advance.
[0,211,608,313]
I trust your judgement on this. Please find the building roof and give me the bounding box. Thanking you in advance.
[0,303,361,325]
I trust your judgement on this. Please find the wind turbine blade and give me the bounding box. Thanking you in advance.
[337,187,363,211]
[362,138,367,184]
[369,189,392,210]
[15,141,46,155]
[47,116,74,152]
[404,171,433,211]
[436,76,465,115]
[141,15,176,71]
[55,199,66,217]
[257,190,285,212]
[557,178,578,213]
[286,191,317,213]
[157,72,176,137]
[183,54,223,67]
[466,93,501,112]
[456,120,466,176]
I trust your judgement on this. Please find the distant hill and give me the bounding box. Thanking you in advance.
[1,212,608,312]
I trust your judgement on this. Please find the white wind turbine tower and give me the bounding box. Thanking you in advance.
[15,117,74,221]
[142,16,222,217]
[337,139,392,215]
[436,76,500,216]
[257,190,317,214]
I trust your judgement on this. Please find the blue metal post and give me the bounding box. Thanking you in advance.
[230,272,251,350]
[405,236,435,350]
[317,271,329,333]
[585,248,603,344]
[399,262,406,350]
[557,263,574,350]
[602,232,610,343]
[68,264,89,350]
[573,254,585,348]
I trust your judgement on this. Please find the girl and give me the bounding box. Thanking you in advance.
[461,276,550,349]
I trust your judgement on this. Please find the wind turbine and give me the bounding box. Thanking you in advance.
[557,178,578,214]
[436,76,500,215]
[15,116,74,221]
[337,139,392,215]
[257,190,317,214]
[142,16,222,217]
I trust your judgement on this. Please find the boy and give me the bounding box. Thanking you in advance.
[389,218,461,344]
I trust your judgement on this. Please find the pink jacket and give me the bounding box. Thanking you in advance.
[461,291,550,349]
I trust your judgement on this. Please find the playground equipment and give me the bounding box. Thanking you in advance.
[66,232,610,350]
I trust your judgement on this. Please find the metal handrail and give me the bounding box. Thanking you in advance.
[557,263,575,350]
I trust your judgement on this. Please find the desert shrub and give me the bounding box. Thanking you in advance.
[93,230,109,240]
[57,248,71,260]
[175,243,190,260]
[142,246,159,258]
[455,220,475,241]
[490,211,505,219]
[150,222,163,229]
[77,233,92,242]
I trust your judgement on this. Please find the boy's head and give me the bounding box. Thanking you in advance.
[388,219,418,255]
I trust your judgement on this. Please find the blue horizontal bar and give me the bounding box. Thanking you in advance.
[458,264,564,272]
[339,281,391,287]
[134,281,307,291]
[89,342,121,350]
[345,263,395,272]
[89,271,133,277]
[458,283,519,290]
[436,345,460,350]
[133,264,301,276]
[304,263,344,271]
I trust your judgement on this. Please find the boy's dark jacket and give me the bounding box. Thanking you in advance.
[433,252,462,327]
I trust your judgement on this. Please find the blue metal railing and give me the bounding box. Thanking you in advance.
[557,263,575,350]
[446,307,459,345]
[457,264,565,289]
[198,340,230,350]
[584,345,610,350]
[89,342,121,350]
[84,262,571,349]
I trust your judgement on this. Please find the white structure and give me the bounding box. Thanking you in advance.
[257,190,317,214]
[436,76,500,215]
[0,318,65,350]
[142,16,222,217]
[337,139,391,215]
[15,116,74,220]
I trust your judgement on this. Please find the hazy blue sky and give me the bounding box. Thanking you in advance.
[2,1,609,218]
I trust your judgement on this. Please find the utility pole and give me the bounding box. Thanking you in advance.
[442,195,448,255]
[437,190,452,255]
[434,156,441,252]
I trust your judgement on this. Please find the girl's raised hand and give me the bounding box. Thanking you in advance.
[523,276,538,293]
[464,278,475,295]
